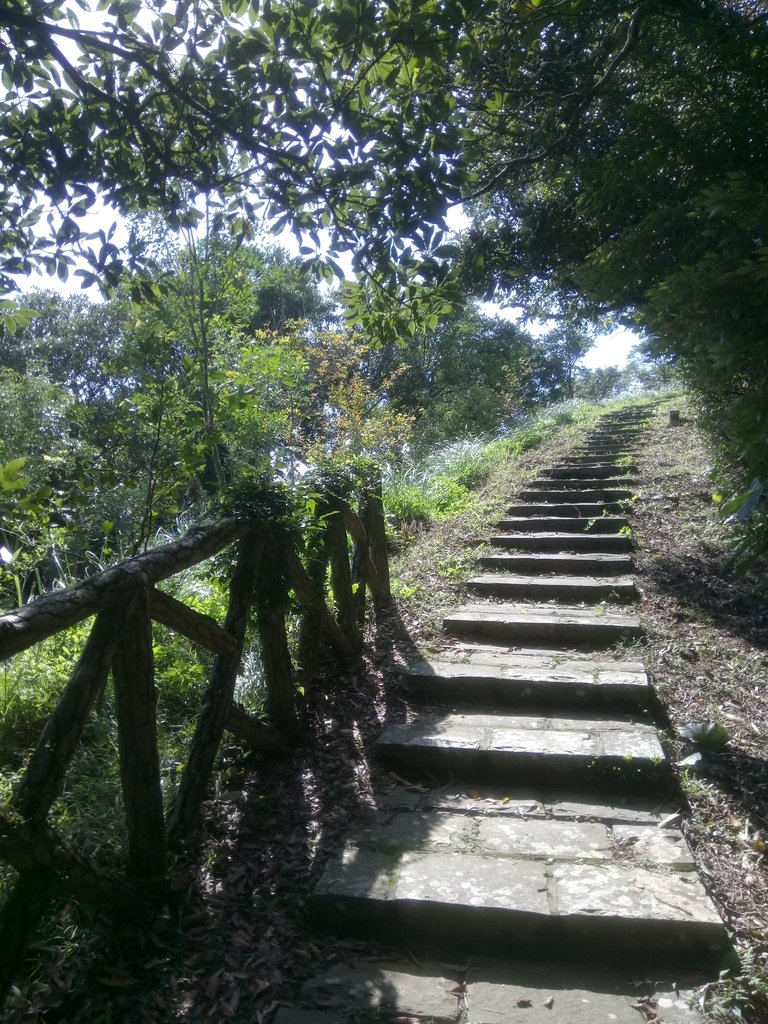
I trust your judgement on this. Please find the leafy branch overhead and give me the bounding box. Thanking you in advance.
[0,0,474,314]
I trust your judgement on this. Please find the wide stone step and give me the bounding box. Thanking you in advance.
[479,552,633,576]
[406,653,647,707]
[311,804,726,966]
[489,532,631,553]
[444,603,642,645]
[376,711,665,791]
[507,502,630,517]
[542,464,636,479]
[574,446,635,456]
[529,476,637,490]
[560,455,627,465]
[283,957,706,1024]
[468,573,637,603]
[497,515,629,533]
[519,488,634,503]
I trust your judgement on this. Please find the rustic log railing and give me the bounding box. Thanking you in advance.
[0,477,391,1004]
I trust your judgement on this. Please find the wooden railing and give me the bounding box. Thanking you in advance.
[0,477,391,1003]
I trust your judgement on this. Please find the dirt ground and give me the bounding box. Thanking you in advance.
[4,397,768,1023]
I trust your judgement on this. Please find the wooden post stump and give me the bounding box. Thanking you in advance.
[113,587,166,880]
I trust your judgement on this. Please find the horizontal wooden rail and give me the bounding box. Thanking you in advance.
[0,519,254,661]
[0,475,393,1010]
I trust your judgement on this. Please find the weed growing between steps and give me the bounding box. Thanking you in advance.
[630,399,768,1022]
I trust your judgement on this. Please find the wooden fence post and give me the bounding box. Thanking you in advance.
[325,497,361,649]
[112,587,166,880]
[296,529,329,688]
[13,605,127,824]
[167,532,264,848]
[363,475,391,609]
[0,871,56,1007]
[252,535,297,731]
[257,605,297,731]
[0,606,128,1005]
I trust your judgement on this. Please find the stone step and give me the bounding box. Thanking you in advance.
[560,455,627,465]
[507,502,630,517]
[479,552,633,575]
[542,464,636,479]
[489,532,632,553]
[281,956,706,1024]
[527,477,638,490]
[518,488,634,503]
[406,653,647,707]
[587,426,646,435]
[497,515,629,533]
[376,711,666,792]
[574,445,635,456]
[468,573,637,603]
[444,603,642,646]
[312,803,726,966]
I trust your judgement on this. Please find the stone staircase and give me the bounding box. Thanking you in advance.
[278,407,728,1024]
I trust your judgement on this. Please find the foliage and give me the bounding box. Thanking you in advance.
[0,0,478,336]
[383,399,602,529]
[453,0,768,558]
[678,721,731,753]
[367,306,588,450]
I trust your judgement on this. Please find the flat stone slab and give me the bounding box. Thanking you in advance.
[488,532,632,552]
[507,502,631,517]
[444,603,643,645]
[377,712,666,791]
[312,821,726,963]
[411,788,676,823]
[543,465,636,479]
[467,573,637,603]
[497,515,629,533]
[529,477,639,489]
[285,958,704,1024]
[406,655,648,708]
[344,809,694,869]
[519,488,634,503]
[427,648,647,672]
[479,552,634,576]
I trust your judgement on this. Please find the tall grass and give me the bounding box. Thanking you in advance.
[382,397,633,527]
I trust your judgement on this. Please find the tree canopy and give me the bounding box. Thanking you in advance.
[3,0,768,550]
[0,0,476,330]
